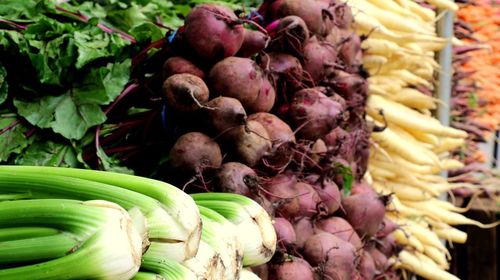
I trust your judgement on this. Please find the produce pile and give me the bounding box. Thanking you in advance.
[347,0,497,279]
[158,1,398,279]
[0,165,275,279]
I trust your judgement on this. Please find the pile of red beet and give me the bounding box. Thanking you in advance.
[160,1,399,279]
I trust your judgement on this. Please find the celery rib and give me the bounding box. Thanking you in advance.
[0,227,60,242]
[0,233,82,265]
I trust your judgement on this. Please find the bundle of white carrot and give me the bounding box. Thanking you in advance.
[345,0,498,279]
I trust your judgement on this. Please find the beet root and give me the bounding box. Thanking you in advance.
[303,232,357,280]
[268,256,315,280]
[314,216,363,250]
[247,76,277,113]
[289,87,344,140]
[342,191,387,237]
[168,132,222,175]
[293,217,314,249]
[183,4,245,62]
[305,175,341,214]
[263,173,300,219]
[162,56,205,79]
[293,182,327,218]
[266,15,310,55]
[162,73,209,113]
[248,113,296,144]
[228,120,272,167]
[203,96,247,135]
[358,250,376,280]
[209,57,265,109]
[267,0,329,36]
[237,29,270,57]
[273,217,297,248]
[302,37,337,82]
[213,162,259,196]
[260,52,304,90]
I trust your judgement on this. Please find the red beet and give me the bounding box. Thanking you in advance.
[377,235,398,257]
[162,56,205,79]
[303,232,357,280]
[273,217,297,247]
[267,0,329,36]
[209,57,265,109]
[248,113,296,144]
[302,37,337,82]
[293,182,326,218]
[264,174,300,219]
[338,30,362,68]
[228,120,272,167]
[247,76,277,112]
[260,52,304,92]
[269,256,315,280]
[314,216,363,250]
[213,162,259,196]
[162,73,209,113]
[168,132,222,175]
[266,15,310,55]
[342,192,387,237]
[358,250,376,280]
[237,29,270,57]
[377,218,398,238]
[289,87,344,140]
[204,96,247,135]
[293,217,314,249]
[366,247,389,274]
[304,175,341,214]
[183,4,245,62]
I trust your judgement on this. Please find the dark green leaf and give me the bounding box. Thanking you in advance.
[0,117,30,161]
[332,162,354,196]
[14,140,79,167]
[96,146,134,174]
[0,63,7,105]
[14,92,106,140]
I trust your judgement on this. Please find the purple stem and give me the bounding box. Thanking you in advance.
[95,82,141,167]
[0,119,20,135]
[0,19,27,30]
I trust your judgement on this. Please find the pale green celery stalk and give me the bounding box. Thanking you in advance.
[132,272,165,280]
[192,193,277,266]
[0,170,197,261]
[0,199,142,280]
[0,193,31,200]
[0,227,60,242]
[183,240,225,280]
[198,205,244,280]
[140,251,197,280]
[0,165,201,260]
[0,233,81,264]
[240,268,262,280]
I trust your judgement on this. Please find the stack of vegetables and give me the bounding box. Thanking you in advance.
[151,0,407,278]
[347,0,498,279]
[0,165,275,279]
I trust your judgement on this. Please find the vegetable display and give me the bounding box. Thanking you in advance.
[0,165,276,280]
[1,0,499,280]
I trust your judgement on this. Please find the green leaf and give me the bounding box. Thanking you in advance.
[129,22,165,43]
[14,140,79,167]
[332,162,354,196]
[0,117,30,162]
[96,146,134,174]
[0,63,7,105]
[13,59,130,140]
[14,93,106,140]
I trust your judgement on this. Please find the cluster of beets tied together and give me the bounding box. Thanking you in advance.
[160,1,397,279]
